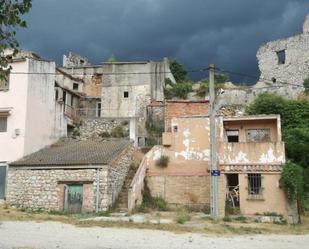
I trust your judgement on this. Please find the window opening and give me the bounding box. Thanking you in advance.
[123,91,129,98]
[277,50,286,64]
[96,102,101,117]
[0,117,7,132]
[246,129,271,142]
[248,173,262,197]
[226,130,239,142]
[0,73,9,90]
[172,125,178,132]
[73,83,79,91]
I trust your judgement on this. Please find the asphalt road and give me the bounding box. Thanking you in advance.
[0,221,308,249]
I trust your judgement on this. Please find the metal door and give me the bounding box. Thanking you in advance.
[64,184,83,213]
[0,164,7,199]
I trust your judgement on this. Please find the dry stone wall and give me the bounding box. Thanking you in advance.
[78,118,129,140]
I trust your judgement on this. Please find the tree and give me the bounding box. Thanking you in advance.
[107,53,116,63]
[0,0,32,79]
[247,93,309,209]
[196,73,229,97]
[170,59,187,82]
[164,78,192,100]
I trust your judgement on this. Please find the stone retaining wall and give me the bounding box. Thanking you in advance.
[78,118,129,140]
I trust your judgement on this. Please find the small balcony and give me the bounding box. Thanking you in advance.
[218,141,285,165]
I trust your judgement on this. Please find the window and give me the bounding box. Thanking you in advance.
[0,117,7,132]
[226,130,239,142]
[96,102,101,117]
[55,89,59,101]
[246,129,271,142]
[172,125,178,132]
[73,83,79,91]
[248,173,262,198]
[277,50,285,64]
[123,91,129,98]
[0,73,9,91]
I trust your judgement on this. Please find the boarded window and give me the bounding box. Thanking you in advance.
[226,130,239,142]
[248,173,262,197]
[0,73,9,90]
[246,129,271,142]
[277,50,285,64]
[0,117,7,132]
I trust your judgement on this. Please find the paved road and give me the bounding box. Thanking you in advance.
[0,221,308,249]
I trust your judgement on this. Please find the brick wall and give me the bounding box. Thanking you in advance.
[164,101,209,131]
[147,175,210,205]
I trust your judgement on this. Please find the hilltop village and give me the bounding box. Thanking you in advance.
[1,14,309,225]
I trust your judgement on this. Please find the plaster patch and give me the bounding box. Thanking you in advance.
[259,148,283,163]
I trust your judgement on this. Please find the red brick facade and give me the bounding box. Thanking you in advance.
[164,100,209,131]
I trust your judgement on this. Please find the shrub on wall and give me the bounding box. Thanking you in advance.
[155,155,169,168]
[279,161,304,202]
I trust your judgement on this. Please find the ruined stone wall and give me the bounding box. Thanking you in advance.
[63,52,90,67]
[78,118,129,140]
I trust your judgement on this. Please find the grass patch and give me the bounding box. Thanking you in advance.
[233,216,247,223]
[175,211,191,224]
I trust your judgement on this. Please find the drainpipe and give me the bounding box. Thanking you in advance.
[95,168,100,213]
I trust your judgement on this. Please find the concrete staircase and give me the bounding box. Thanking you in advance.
[114,165,138,213]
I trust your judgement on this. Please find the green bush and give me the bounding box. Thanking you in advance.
[279,161,304,202]
[223,216,232,222]
[155,155,169,168]
[111,126,126,138]
[175,211,191,224]
[153,197,168,211]
[99,131,110,138]
[139,179,169,212]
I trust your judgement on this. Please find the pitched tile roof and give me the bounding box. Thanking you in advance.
[10,139,131,167]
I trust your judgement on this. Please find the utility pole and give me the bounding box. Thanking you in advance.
[209,64,218,219]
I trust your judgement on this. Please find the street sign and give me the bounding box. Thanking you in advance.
[211,170,221,176]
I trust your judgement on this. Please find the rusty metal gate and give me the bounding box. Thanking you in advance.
[64,184,83,213]
[0,164,7,199]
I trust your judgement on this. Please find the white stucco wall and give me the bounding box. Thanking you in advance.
[24,59,64,156]
[0,58,67,163]
[0,60,29,162]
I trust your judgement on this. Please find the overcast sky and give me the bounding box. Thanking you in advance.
[17,0,309,83]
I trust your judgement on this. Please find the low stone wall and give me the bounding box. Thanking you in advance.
[78,118,129,140]
[146,175,210,205]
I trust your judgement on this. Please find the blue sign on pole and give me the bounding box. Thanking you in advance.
[211,170,221,176]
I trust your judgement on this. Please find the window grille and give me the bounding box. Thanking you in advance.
[248,173,262,198]
[246,129,271,142]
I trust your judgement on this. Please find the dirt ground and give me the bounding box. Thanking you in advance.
[0,221,309,249]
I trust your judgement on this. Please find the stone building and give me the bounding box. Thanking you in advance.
[215,13,309,109]
[7,139,134,212]
[59,53,176,145]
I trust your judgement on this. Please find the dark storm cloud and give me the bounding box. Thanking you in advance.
[17,0,309,82]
